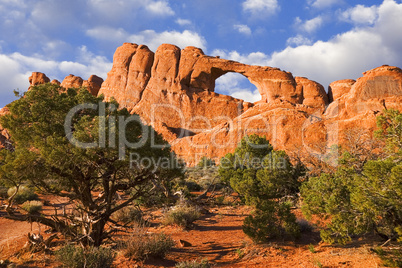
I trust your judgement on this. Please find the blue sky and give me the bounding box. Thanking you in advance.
[1,0,402,107]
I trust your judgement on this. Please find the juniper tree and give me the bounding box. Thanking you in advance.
[0,83,183,246]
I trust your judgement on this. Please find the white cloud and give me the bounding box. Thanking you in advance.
[0,54,30,105]
[307,0,339,9]
[87,27,207,51]
[176,18,192,26]
[286,35,313,46]
[129,30,206,51]
[145,0,174,16]
[232,89,261,103]
[212,49,270,66]
[234,24,252,35]
[340,4,378,25]
[88,0,174,19]
[242,0,280,17]
[0,49,112,107]
[215,72,261,103]
[295,16,323,33]
[86,27,128,44]
[214,0,402,89]
[270,1,402,86]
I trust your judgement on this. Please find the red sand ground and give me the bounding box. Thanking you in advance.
[0,196,386,267]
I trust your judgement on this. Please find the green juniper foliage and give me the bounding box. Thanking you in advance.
[301,109,402,244]
[219,134,305,242]
[0,84,183,246]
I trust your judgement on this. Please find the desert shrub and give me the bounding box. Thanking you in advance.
[219,135,305,242]
[111,205,142,224]
[197,157,216,169]
[175,259,211,268]
[185,165,223,191]
[301,110,402,244]
[7,186,38,204]
[132,176,186,207]
[56,244,114,268]
[124,229,174,261]
[243,200,300,242]
[163,204,201,228]
[21,200,43,214]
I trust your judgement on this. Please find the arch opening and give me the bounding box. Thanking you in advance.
[214,72,261,103]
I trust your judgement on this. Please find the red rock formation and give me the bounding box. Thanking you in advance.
[61,74,84,89]
[83,75,104,96]
[295,77,328,110]
[51,79,61,86]
[16,44,402,166]
[99,43,331,143]
[61,74,103,96]
[29,72,50,87]
[28,72,103,97]
[97,43,402,165]
[328,79,355,102]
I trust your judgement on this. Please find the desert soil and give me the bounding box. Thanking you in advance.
[0,195,386,268]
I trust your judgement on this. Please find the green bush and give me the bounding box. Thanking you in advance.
[301,110,402,244]
[111,206,142,224]
[21,200,43,214]
[56,244,114,268]
[175,259,211,268]
[124,230,174,261]
[219,135,304,242]
[243,201,300,242]
[197,157,215,169]
[7,186,38,204]
[163,204,201,228]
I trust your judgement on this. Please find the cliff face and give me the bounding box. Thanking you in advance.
[8,43,402,166]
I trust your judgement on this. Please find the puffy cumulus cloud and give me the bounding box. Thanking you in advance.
[242,0,280,18]
[128,30,206,51]
[214,0,402,89]
[294,16,323,33]
[286,35,313,46]
[0,54,30,106]
[234,24,252,35]
[340,4,378,25]
[86,27,128,44]
[145,0,175,16]
[175,18,192,26]
[215,72,261,103]
[0,49,112,107]
[212,49,270,66]
[88,0,174,20]
[268,30,390,86]
[307,0,339,9]
[269,1,402,86]
[87,27,207,51]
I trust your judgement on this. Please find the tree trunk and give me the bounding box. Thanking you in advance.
[90,218,107,247]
